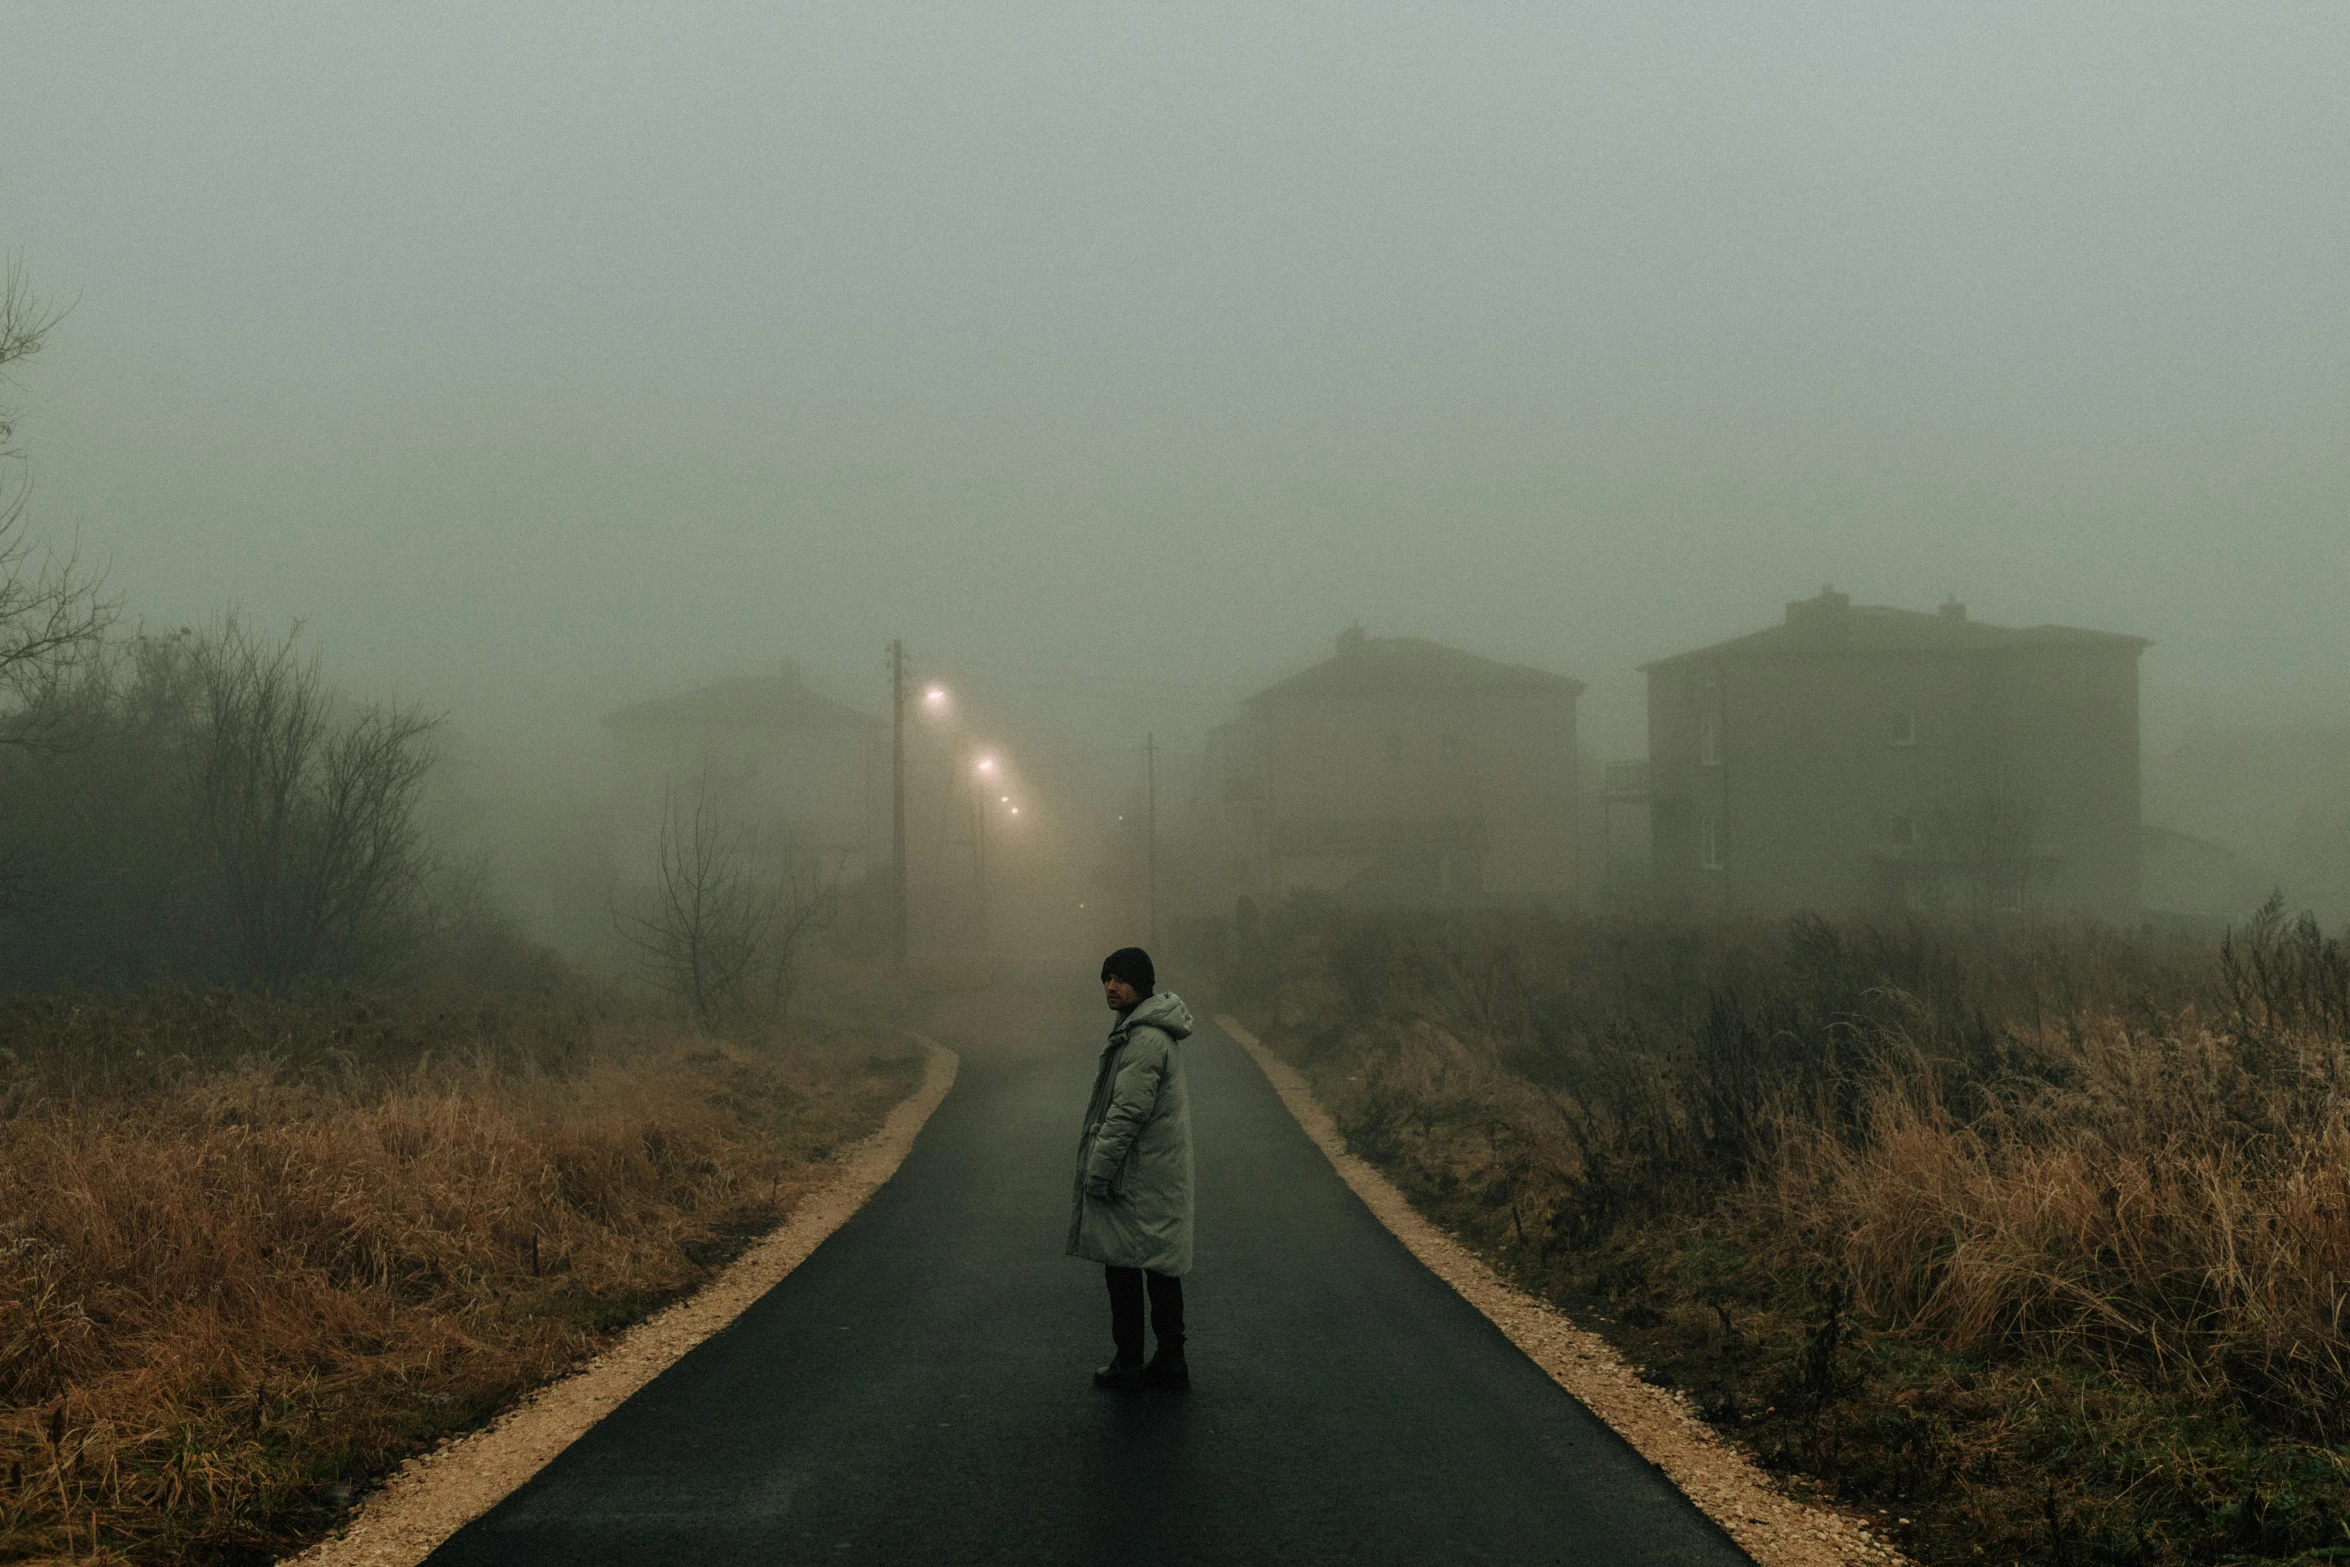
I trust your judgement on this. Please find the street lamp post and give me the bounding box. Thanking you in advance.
[973,754,999,959]
[889,639,908,973]
[974,770,989,957]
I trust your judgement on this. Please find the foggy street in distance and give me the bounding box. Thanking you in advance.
[0,7,2345,1566]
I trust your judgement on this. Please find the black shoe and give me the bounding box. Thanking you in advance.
[1093,1355,1147,1390]
[1140,1349,1190,1391]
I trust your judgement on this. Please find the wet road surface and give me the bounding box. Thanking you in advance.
[426,1011,1752,1566]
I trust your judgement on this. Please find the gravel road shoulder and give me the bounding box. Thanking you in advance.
[1217,1014,1906,1567]
[280,1039,959,1567]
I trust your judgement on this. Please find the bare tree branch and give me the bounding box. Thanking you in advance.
[0,257,113,747]
[1925,776,2045,916]
[190,618,440,986]
[616,765,840,1032]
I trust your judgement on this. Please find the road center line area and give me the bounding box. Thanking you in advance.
[421,1014,1754,1567]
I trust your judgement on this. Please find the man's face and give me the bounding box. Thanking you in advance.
[1103,975,1141,1010]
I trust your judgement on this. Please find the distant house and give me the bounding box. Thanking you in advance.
[1640,589,2146,918]
[2145,725,2350,926]
[604,664,883,892]
[1202,628,1583,908]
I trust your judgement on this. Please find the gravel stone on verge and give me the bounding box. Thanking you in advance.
[1218,1014,1907,1567]
[280,1039,960,1567]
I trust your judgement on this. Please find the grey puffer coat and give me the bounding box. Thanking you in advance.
[1065,990,1195,1276]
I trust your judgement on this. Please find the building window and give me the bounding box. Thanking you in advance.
[1383,732,1406,764]
[1889,710,1916,747]
[1699,812,1723,870]
[1698,708,1722,768]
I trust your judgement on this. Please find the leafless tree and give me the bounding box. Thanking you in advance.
[754,835,842,1027]
[191,619,438,985]
[1926,776,2044,915]
[618,767,840,1032]
[0,258,113,746]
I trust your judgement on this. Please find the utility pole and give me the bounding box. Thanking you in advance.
[1144,732,1158,946]
[890,638,908,972]
[973,772,989,958]
[954,737,988,959]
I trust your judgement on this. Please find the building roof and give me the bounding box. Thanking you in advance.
[1246,630,1584,708]
[604,666,879,732]
[1640,589,2149,671]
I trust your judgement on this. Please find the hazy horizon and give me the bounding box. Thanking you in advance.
[4,4,2345,803]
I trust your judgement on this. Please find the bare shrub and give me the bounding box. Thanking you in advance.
[0,622,453,990]
[190,619,438,986]
[1244,903,2350,1560]
[0,258,114,748]
[1259,906,2206,1234]
[616,767,841,1032]
[2219,890,2350,1042]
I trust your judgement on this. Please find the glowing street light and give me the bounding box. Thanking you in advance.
[923,685,949,711]
[975,755,998,776]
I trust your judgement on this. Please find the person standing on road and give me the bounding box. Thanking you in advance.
[1068,946,1195,1391]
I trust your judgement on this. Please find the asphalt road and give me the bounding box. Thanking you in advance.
[426,1007,1753,1566]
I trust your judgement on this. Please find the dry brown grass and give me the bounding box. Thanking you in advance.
[0,989,922,1565]
[1761,1019,2350,1426]
[1239,904,2350,1563]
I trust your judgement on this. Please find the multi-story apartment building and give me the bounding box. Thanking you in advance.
[1642,589,2146,918]
[1202,628,1583,908]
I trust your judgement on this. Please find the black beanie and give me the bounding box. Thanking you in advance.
[1100,946,1155,995]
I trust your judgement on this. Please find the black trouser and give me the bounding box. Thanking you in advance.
[1104,1265,1184,1362]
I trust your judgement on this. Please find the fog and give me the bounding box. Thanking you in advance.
[2,5,2345,948]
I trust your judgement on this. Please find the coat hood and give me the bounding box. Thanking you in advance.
[1114,990,1194,1042]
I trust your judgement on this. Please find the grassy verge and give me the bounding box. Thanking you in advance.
[0,988,924,1565]
[1233,901,2350,1567]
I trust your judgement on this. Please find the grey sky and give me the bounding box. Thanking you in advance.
[3,3,2344,787]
